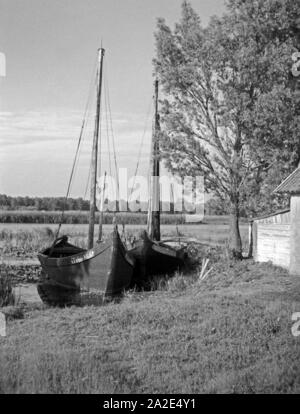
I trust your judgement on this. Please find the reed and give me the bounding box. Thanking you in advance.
[0,210,186,225]
[0,265,16,307]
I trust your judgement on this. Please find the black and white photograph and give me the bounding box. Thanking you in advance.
[0,0,299,397]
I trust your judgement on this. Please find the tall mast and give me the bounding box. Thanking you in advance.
[98,171,107,242]
[88,47,105,249]
[147,79,160,241]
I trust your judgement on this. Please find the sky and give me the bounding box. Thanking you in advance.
[0,0,226,198]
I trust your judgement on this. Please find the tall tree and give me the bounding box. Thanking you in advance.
[222,0,300,217]
[154,0,299,258]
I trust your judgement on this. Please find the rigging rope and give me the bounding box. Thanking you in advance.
[129,97,153,201]
[104,82,113,180]
[103,89,114,212]
[70,73,97,197]
[104,72,120,207]
[83,162,91,201]
[55,56,98,239]
[97,75,103,197]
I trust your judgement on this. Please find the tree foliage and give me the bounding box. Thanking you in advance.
[154,0,299,255]
[0,194,90,211]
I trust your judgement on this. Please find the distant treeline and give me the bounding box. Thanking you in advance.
[0,194,90,211]
[0,194,229,215]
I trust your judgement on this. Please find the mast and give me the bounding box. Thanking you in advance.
[88,47,105,249]
[98,171,107,242]
[147,79,160,241]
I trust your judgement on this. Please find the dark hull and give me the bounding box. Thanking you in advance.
[129,231,186,287]
[37,228,135,306]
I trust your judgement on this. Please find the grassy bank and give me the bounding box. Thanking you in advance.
[0,253,299,393]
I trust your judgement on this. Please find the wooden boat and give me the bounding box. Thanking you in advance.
[38,227,134,306]
[130,230,186,287]
[37,48,135,306]
[129,80,186,285]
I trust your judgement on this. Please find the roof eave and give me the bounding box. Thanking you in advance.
[249,208,291,222]
[273,167,300,194]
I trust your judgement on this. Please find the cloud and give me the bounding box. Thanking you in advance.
[0,109,151,147]
[0,109,152,196]
[0,110,82,145]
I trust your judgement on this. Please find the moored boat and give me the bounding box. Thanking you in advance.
[130,230,186,287]
[38,227,135,306]
[129,80,186,284]
[37,47,135,306]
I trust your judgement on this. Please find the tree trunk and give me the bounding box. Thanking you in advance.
[229,127,243,260]
[229,198,243,260]
[248,220,253,258]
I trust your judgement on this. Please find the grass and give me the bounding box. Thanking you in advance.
[0,220,249,256]
[0,210,248,226]
[0,210,186,225]
[0,249,299,393]
[1,218,292,394]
